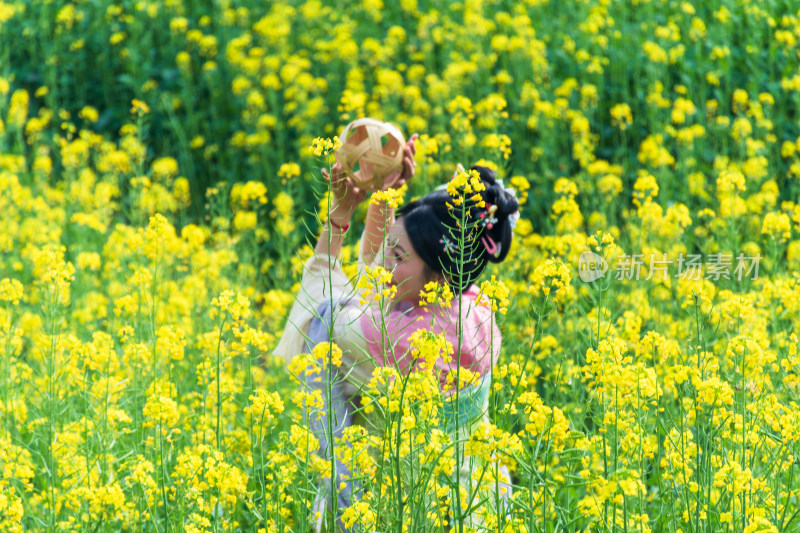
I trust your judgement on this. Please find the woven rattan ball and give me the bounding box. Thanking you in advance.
[334,118,405,191]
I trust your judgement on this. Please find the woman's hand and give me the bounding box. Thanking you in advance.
[359,134,418,265]
[386,133,419,191]
[322,163,366,223]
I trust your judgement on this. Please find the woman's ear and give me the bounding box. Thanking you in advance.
[423,265,447,286]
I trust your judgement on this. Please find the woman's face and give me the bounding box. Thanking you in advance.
[381,219,437,304]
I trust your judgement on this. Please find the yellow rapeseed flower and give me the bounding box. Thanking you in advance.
[476,275,510,314]
[130,98,149,116]
[311,341,343,367]
[369,187,403,209]
[310,136,342,157]
[418,280,454,308]
[610,103,633,130]
[357,265,396,305]
[0,278,23,305]
[211,290,251,322]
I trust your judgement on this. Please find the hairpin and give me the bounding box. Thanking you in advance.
[478,204,498,229]
[440,236,459,254]
[481,235,501,257]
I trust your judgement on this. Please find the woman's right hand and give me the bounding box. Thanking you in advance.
[322,163,366,223]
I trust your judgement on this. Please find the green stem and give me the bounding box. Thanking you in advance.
[215,314,227,451]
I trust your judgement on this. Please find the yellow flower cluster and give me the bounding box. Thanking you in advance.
[310,136,342,157]
[0,490,24,533]
[130,98,149,116]
[609,103,633,130]
[0,278,23,305]
[528,258,572,302]
[357,265,396,305]
[211,290,251,321]
[230,180,268,209]
[369,187,404,209]
[446,168,485,207]
[244,388,285,429]
[418,279,454,308]
[171,444,247,528]
[477,275,510,314]
[464,422,523,470]
[142,393,179,430]
[311,341,343,368]
[551,178,583,233]
[407,329,453,372]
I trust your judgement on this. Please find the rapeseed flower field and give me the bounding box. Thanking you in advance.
[2,0,800,531]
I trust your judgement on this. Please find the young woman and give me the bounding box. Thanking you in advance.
[275,141,519,530]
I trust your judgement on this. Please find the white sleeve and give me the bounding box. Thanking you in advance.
[330,302,378,397]
[357,228,373,278]
[273,253,353,361]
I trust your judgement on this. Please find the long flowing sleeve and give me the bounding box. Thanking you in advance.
[326,241,385,395]
[273,236,380,396]
[273,253,353,361]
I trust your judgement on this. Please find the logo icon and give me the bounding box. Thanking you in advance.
[579,251,608,282]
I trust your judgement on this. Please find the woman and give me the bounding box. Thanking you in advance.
[275,140,518,530]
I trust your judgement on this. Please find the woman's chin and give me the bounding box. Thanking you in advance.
[389,293,417,309]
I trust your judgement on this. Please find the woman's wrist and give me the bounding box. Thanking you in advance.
[372,199,395,216]
[327,204,353,236]
[366,198,395,222]
[328,202,355,225]
[328,217,350,232]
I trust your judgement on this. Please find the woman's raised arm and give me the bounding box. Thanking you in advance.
[314,163,366,259]
[360,134,418,266]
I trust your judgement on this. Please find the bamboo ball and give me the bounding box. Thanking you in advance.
[334,118,405,191]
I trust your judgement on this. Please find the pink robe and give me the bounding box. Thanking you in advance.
[359,285,500,391]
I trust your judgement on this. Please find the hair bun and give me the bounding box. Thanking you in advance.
[469,165,519,264]
[397,164,520,293]
[470,166,519,224]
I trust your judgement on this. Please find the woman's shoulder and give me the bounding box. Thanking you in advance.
[357,288,500,357]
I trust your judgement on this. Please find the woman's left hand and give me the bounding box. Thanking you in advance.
[387,133,419,190]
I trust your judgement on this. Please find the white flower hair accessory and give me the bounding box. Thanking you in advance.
[496,178,520,230]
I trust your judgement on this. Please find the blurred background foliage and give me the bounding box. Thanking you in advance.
[3,0,800,232]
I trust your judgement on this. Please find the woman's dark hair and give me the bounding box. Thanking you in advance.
[398,165,519,292]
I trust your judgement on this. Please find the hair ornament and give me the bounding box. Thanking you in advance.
[479,203,498,229]
[481,235,501,257]
[440,235,459,254]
